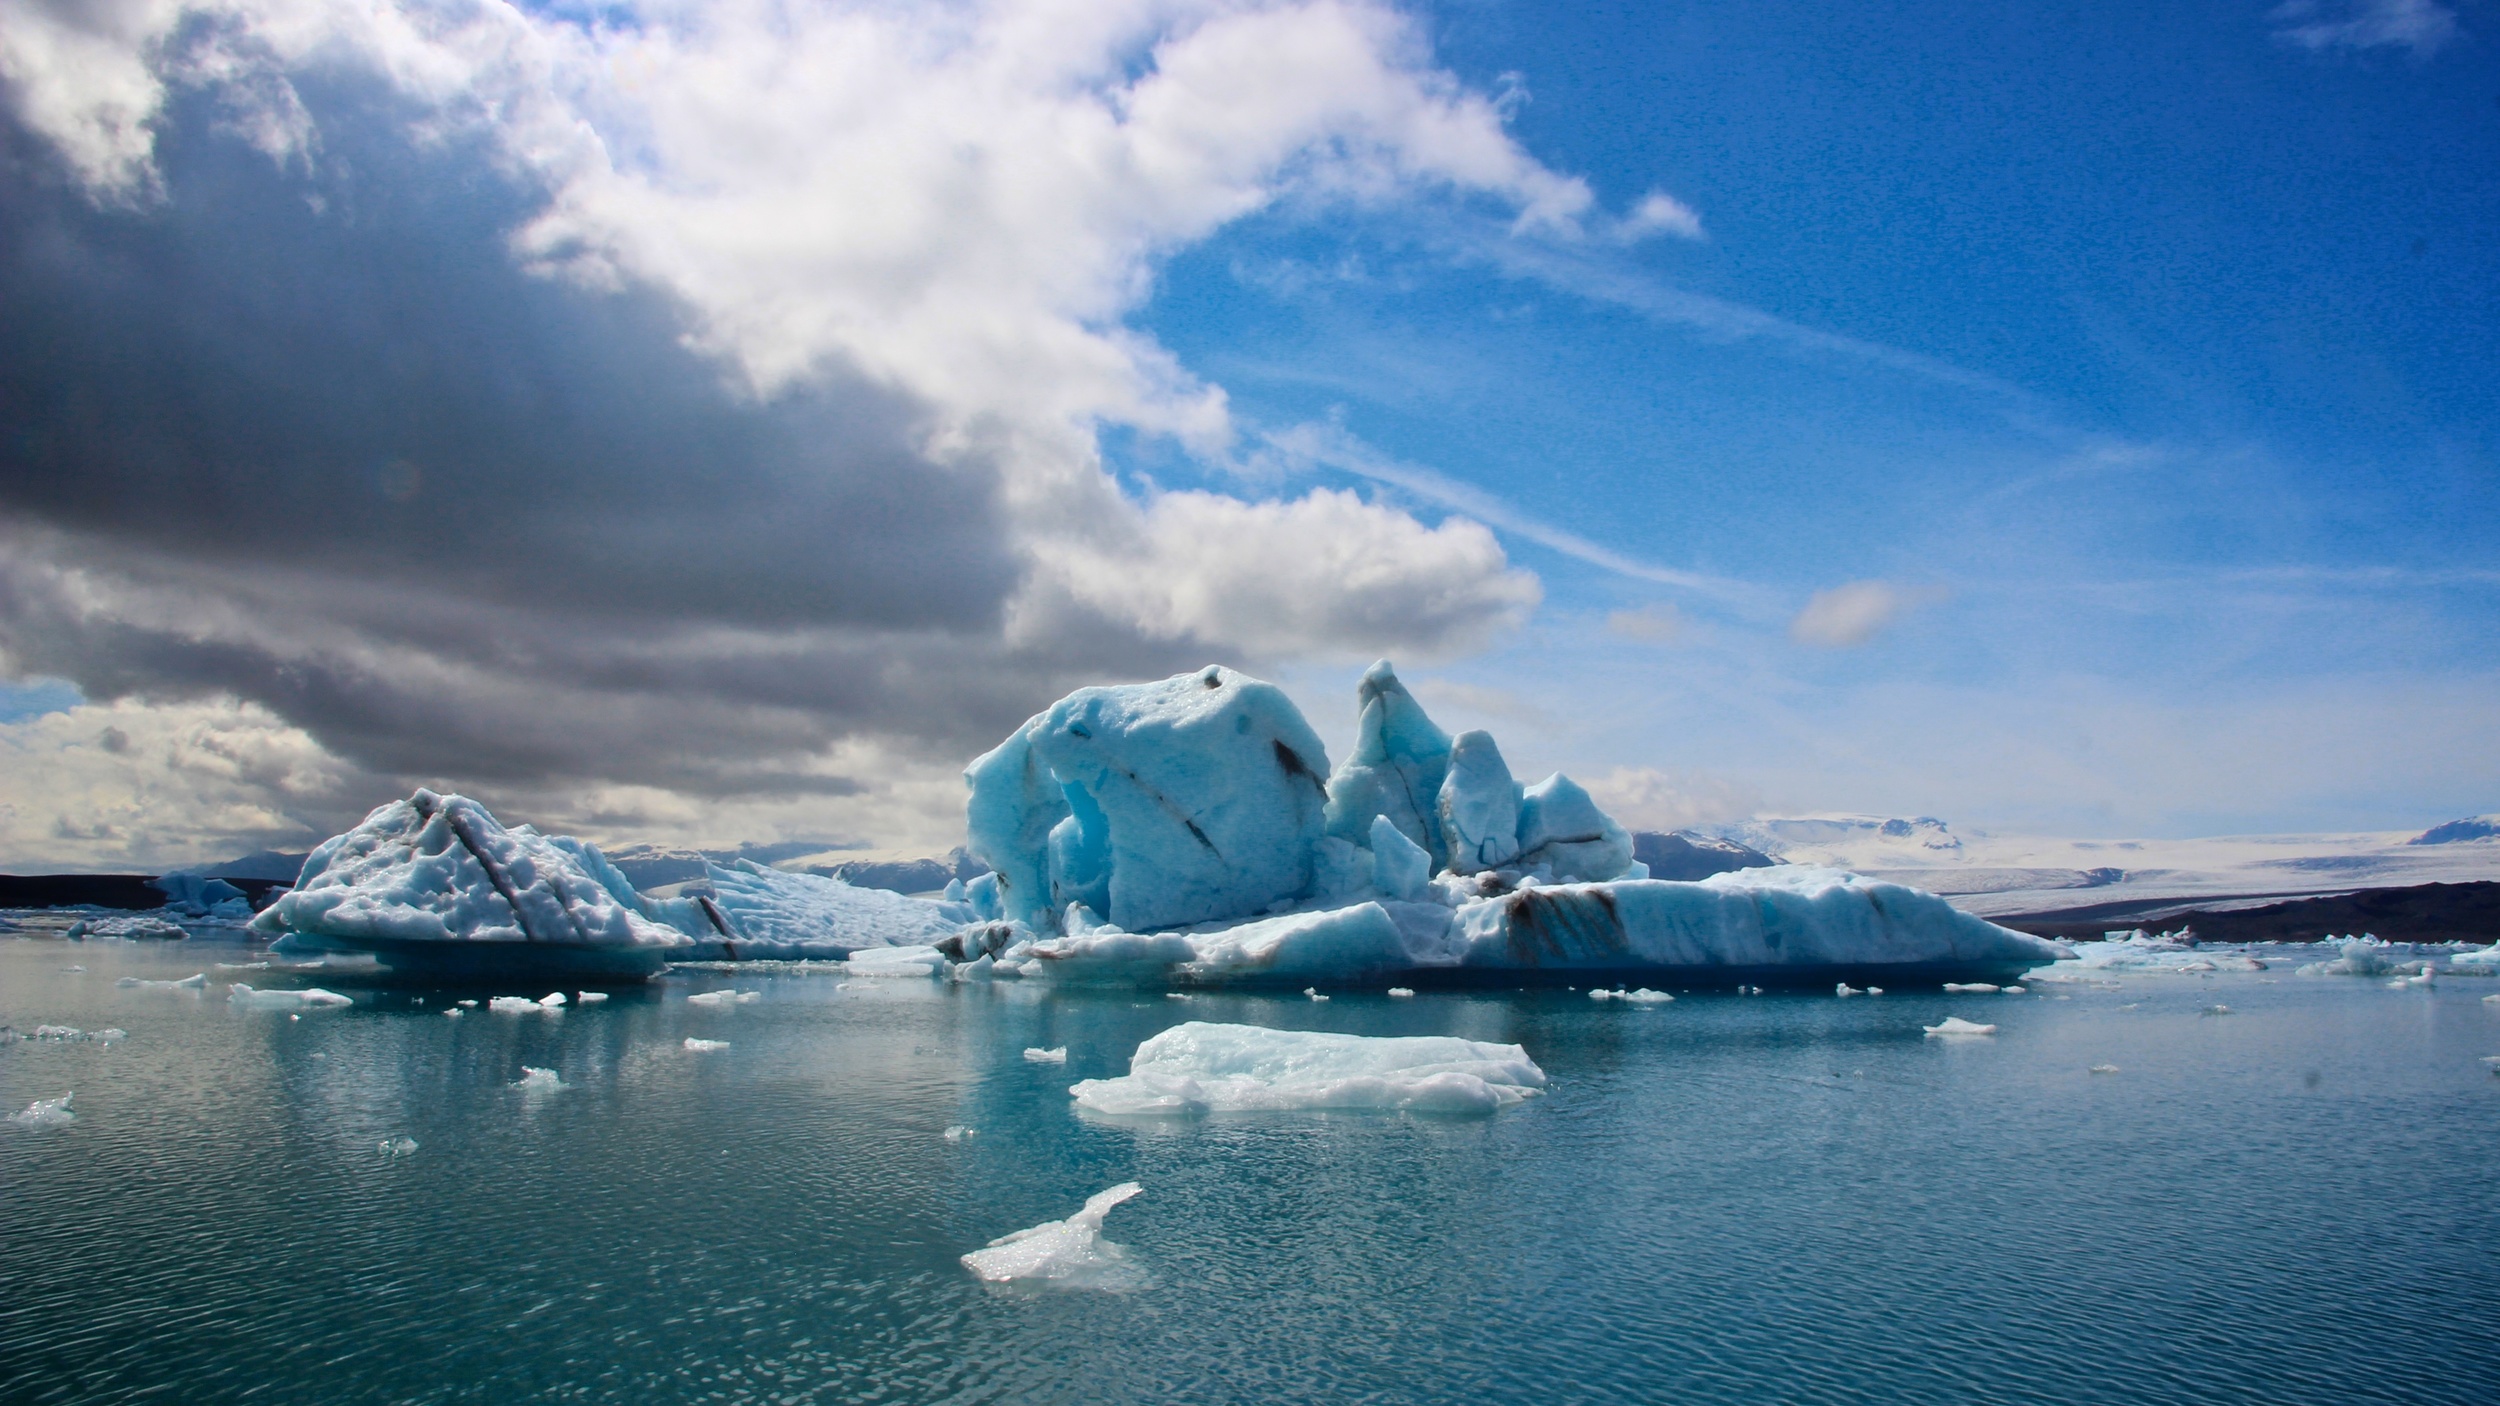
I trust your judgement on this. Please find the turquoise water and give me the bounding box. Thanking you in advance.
[4,936,2497,1404]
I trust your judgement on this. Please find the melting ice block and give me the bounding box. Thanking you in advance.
[966,665,1333,934]
[1069,1021,1546,1116]
[961,1182,1146,1287]
[252,790,688,977]
[10,1093,75,1129]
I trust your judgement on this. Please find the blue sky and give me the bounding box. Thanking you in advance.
[0,0,2491,866]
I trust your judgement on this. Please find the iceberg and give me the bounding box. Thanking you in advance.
[1322,660,1454,865]
[252,790,689,981]
[229,983,352,1008]
[1924,1016,1997,1038]
[1069,1021,1546,1116]
[1437,730,1522,875]
[965,665,1334,934]
[960,1182,1146,1288]
[675,861,972,960]
[2295,936,2395,977]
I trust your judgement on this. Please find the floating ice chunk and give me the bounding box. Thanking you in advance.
[1071,1021,1546,1117]
[2202,1005,2232,1016]
[961,1182,1146,1287]
[1387,987,1416,998]
[575,991,608,1004]
[1368,814,1432,901]
[1513,773,1636,883]
[1588,988,1673,1004]
[10,1093,75,1129]
[944,1125,977,1141]
[1923,1017,1997,1038]
[2090,1064,2120,1075]
[2004,985,2027,994]
[538,992,567,1007]
[229,983,352,1008]
[685,989,762,1007]
[115,973,207,990]
[2485,994,2500,1005]
[1868,987,1884,995]
[8,1024,121,1044]
[845,945,947,978]
[2294,936,2395,977]
[68,914,190,941]
[379,1137,418,1156]
[1024,1046,1068,1064]
[1836,983,1862,996]
[967,665,1333,935]
[1943,982,2001,993]
[683,1037,729,1052]
[252,788,689,955]
[1437,731,1521,875]
[488,995,546,1014]
[1305,987,1329,1002]
[443,1007,464,1018]
[215,961,269,971]
[513,1067,567,1092]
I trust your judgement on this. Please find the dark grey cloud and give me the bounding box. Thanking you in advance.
[0,86,1200,806]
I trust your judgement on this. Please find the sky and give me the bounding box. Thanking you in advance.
[0,0,2492,870]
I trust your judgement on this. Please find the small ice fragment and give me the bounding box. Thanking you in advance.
[1943,983,2001,994]
[2485,994,2500,1005]
[1924,1017,1997,1038]
[458,999,478,1008]
[230,983,352,1008]
[683,1037,729,1052]
[2476,1055,2500,1066]
[1623,988,1674,1004]
[216,961,269,971]
[513,1067,567,1092]
[2090,1064,2120,1074]
[685,989,761,1007]
[943,1125,977,1141]
[2202,1004,2232,1016]
[61,964,85,973]
[1867,987,1884,996]
[379,1136,418,1156]
[1165,992,1193,1001]
[1305,987,1330,1002]
[575,992,608,1004]
[960,1182,1144,1286]
[11,1093,76,1129]
[444,1008,464,1018]
[2003,986,2027,994]
[538,992,567,1008]
[1589,988,1619,1001]
[487,996,542,1014]
[1024,1046,1069,1064]
[1836,983,1862,997]
[1388,987,1416,998]
[116,973,207,990]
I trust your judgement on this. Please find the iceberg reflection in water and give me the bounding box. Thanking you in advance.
[3,940,2496,1405]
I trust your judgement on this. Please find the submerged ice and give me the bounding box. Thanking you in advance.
[1070,1021,1547,1116]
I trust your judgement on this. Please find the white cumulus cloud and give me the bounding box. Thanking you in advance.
[1788,580,1945,649]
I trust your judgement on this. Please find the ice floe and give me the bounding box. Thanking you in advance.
[488,995,551,1014]
[2296,937,2396,977]
[10,1093,76,1129]
[1923,1017,1996,1038]
[4,1025,124,1044]
[229,984,352,1008]
[685,989,761,1007]
[66,915,189,941]
[961,1182,1145,1288]
[1589,987,1673,1003]
[1069,1021,1546,1116]
[1024,1046,1068,1064]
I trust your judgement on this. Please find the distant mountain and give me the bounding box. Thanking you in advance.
[2410,815,2500,846]
[1632,831,1780,881]
[168,851,310,883]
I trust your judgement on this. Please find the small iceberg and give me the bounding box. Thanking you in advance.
[575,992,609,1005]
[10,1093,76,1129]
[943,1125,977,1142]
[513,1067,567,1092]
[1943,982,2000,993]
[683,1037,729,1052]
[1588,987,1672,1003]
[685,989,762,1007]
[1923,1016,1997,1038]
[1070,1021,1546,1116]
[960,1182,1146,1287]
[1024,1046,1068,1064]
[229,984,352,1009]
[1387,987,1415,998]
[488,995,551,1014]
[115,973,207,991]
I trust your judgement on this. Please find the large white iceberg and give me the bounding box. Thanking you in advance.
[672,862,972,960]
[1070,1021,1546,1116]
[956,661,2064,988]
[252,790,690,979]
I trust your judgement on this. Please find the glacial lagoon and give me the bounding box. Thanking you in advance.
[4,937,2497,1405]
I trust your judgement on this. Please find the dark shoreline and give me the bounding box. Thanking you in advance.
[2000,880,2500,945]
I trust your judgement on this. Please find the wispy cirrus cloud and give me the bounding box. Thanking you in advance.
[2269,0,2461,56]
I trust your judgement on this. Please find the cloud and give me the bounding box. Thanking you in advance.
[1787,580,1946,648]
[1582,766,1759,833]
[2269,0,2461,55]
[1605,604,1685,644]
[0,1,1617,864]
[1609,189,1704,243]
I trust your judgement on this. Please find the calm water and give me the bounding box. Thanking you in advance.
[4,935,2497,1405]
